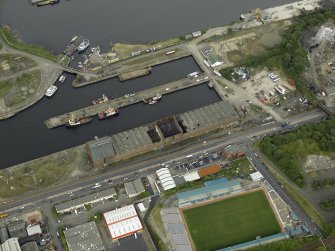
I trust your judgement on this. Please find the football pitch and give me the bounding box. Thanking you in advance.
[183,190,281,251]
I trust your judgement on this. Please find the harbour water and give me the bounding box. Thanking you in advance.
[0,0,297,168]
[0,0,296,53]
[0,57,221,168]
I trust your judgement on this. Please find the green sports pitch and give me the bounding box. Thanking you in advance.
[183,190,281,251]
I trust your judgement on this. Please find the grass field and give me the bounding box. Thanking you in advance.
[183,190,281,251]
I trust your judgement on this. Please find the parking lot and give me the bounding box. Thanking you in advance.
[173,152,222,173]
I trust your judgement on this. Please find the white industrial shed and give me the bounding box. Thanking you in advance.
[103,205,143,240]
[156,168,176,191]
[250,171,264,181]
[183,171,201,182]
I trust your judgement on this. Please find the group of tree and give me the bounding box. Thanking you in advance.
[259,118,335,186]
[312,178,335,191]
[320,199,335,210]
[220,9,335,98]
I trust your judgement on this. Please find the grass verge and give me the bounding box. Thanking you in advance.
[0,25,59,61]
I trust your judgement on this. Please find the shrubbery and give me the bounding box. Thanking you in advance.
[259,118,335,186]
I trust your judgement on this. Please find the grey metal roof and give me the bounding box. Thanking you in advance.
[64,222,104,251]
[55,187,116,212]
[124,179,145,196]
[179,101,237,132]
[21,242,39,251]
[87,137,115,161]
[111,126,152,155]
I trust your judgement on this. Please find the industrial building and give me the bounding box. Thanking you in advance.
[198,165,222,177]
[177,178,242,207]
[26,225,41,237]
[183,171,200,182]
[0,228,9,244]
[20,242,39,251]
[124,179,145,198]
[7,220,27,239]
[64,222,104,251]
[156,168,176,191]
[103,205,143,240]
[87,101,238,168]
[1,238,21,251]
[250,171,264,181]
[55,187,116,214]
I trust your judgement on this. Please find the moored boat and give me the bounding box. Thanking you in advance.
[45,85,57,97]
[65,115,93,128]
[149,100,157,105]
[77,39,90,52]
[208,82,214,88]
[152,94,162,101]
[70,36,78,43]
[97,107,119,120]
[92,94,109,105]
[59,75,66,83]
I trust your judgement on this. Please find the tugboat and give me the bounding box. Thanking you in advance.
[65,114,93,128]
[77,39,90,53]
[92,94,109,105]
[45,85,57,97]
[97,107,119,120]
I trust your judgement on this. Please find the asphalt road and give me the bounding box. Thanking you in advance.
[245,145,322,236]
[0,108,327,227]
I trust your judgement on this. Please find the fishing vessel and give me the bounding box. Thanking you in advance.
[92,94,109,105]
[77,39,90,52]
[65,114,93,128]
[59,75,66,83]
[97,107,119,120]
[45,85,57,97]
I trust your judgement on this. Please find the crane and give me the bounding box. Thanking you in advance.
[255,8,264,24]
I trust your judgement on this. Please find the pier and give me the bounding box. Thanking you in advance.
[63,36,84,56]
[118,67,152,81]
[73,49,192,87]
[45,73,209,129]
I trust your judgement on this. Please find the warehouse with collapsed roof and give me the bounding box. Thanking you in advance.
[87,101,239,168]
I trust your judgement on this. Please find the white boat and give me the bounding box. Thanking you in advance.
[45,85,57,97]
[58,75,66,83]
[77,39,90,52]
[149,100,157,105]
[70,35,78,43]
[152,94,162,101]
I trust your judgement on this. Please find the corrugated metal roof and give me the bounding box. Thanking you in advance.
[87,137,115,161]
[55,188,116,212]
[198,165,221,177]
[177,179,241,200]
[204,177,228,186]
[218,233,289,251]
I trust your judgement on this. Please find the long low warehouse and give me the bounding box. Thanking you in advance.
[55,187,116,214]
